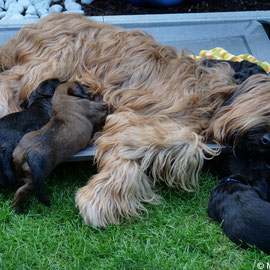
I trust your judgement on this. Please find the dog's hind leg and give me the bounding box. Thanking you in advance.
[0,153,16,187]
[76,112,218,227]
[0,167,7,188]
[2,158,16,187]
[12,181,34,214]
[27,151,51,207]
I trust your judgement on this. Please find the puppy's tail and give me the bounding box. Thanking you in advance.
[28,152,50,207]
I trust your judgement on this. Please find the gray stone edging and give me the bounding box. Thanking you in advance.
[0,11,269,28]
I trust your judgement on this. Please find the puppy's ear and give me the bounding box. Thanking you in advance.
[36,79,60,97]
[67,83,90,99]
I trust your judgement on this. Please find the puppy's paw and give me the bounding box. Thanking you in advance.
[12,205,26,215]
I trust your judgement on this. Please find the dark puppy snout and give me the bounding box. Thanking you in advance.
[261,134,270,145]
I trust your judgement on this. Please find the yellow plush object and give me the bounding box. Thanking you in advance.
[195,47,270,73]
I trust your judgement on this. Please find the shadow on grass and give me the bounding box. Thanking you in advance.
[0,160,219,221]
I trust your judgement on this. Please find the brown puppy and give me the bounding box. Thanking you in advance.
[12,81,107,212]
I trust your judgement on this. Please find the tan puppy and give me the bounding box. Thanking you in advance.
[12,81,107,212]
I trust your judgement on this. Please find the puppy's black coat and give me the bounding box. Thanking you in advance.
[207,154,270,200]
[0,79,59,132]
[208,171,270,253]
[0,129,24,187]
[205,114,270,253]
[0,79,59,188]
[202,59,267,84]
[206,147,270,253]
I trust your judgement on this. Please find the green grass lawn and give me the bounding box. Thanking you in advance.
[0,162,269,269]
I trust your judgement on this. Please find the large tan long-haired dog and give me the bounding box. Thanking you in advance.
[0,13,270,227]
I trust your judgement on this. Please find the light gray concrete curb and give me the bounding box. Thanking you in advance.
[0,11,269,27]
[103,11,270,25]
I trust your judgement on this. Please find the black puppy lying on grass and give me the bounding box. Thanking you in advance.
[0,79,59,188]
[207,126,270,253]
[208,168,270,254]
[204,60,270,253]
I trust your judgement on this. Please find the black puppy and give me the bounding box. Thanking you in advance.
[202,59,267,84]
[205,123,270,253]
[0,79,59,188]
[207,153,270,200]
[202,59,270,253]
[208,169,270,253]
[206,122,270,197]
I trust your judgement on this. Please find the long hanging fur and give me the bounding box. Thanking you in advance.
[0,13,269,227]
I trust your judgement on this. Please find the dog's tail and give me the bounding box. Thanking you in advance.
[27,152,50,206]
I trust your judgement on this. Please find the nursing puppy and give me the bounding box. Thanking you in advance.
[12,81,107,212]
[0,79,59,188]
[206,120,270,253]
[206,118,270,253]
[202,59,267,84]
[208,166,270,254]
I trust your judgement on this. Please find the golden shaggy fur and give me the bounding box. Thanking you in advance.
[0,13,269,227]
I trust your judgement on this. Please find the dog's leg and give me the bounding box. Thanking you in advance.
[0,152,16,188]
[1,156,16,187]
[12,180,34,214]
[14,148,51,207]
[76,112,218,227]
[76,157,157,227]
[27,151,51,207]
